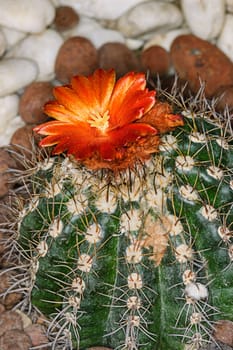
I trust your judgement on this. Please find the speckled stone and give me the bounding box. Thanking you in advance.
[170,34,233,98]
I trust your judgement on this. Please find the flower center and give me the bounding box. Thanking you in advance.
[87,110,110,132]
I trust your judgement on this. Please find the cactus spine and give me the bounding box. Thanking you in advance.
[2,79,233,350]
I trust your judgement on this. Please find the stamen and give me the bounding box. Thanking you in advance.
[87,110,110,132]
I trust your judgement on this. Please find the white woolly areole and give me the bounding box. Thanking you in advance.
[181,110,196,119]
[144,188,165,212]
[199,205,218,221]
[217,226,232,243]
[36,240,48,257]
[39,157,55,171]
[125,241,143,264]
[66,193,88,214]
[167,215,184,236]
[179,185,199,201]
[68,296,81,309]
[154,170,173,188]
[119,178,141,202]
[176,155,195,172]
[120,209,141,233]
[185,282,208,300]
[95,189,117,213]
[189,132,207,143]
[65,312,76,325]
[127,272,143,290]
[30,259,39,282]
[85,223,103,244]
[71,276,86,294]
[127,296,141,310]
[182,270,196,285]
[207,166,224,180]
[127,315,140,327]
[159,134,177,152]
[49,218,63,238]
[175,244,193,263]
[77,254,93,273]
[190,312,202,325]
[216,138,229,150]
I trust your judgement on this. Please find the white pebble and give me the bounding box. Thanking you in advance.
[226,0,233,12]
[117,1,183,37]
[144,28,190,52]
[181,0,225,40]
[125,38,144,50]
[0,0,55,33]
[88,27,125,48]
[0,29,6,57]
[0,58,38,97]
[0,115,25,147]
[7,29,63,81]
[62,16,101,40]
[1,27,27,50]
[217,14,233,61]
[185,282,208,301]
[0,94,19,133]
[56,0,147,20]
[62,16,125,48]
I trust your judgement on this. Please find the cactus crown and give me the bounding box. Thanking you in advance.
[1,70,233,350]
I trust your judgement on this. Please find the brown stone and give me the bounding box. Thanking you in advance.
[54,6,79,31]
[141,45,170,76]
[0,329,32,350]
[0,310,23,337]
[24,324,48,348]
[55,36,99,83]
[0,148,17,198]
[170,34,233,98]
[213,320,233,347]
[0,272,22,309]
[0,303,5,313]
[98,42,140,77]
[19,82,54,124]
[215,85,233,112]
[10,124,39,155]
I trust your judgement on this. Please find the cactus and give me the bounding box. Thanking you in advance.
[2,69,233,350]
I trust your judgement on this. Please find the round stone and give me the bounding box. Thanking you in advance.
[98,42,140,77]
[7,29,64,81]
[117,1,183,37]
[170,34,233,98]
[0,58,38,97]
[181,0,225,40]
[0,0,55,33]
[19,81,54,124]
[55,36,98,83]
[0,94,19,134]
[141,45,170,76]
[54,6,80,31]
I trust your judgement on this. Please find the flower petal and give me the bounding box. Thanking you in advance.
[99,123,158,160]
[140,102,184,133]
[108,72,155,127]
[44,101,80,123]
[35,120,96,159]
[71,69,115,115]
[53,85,92,120]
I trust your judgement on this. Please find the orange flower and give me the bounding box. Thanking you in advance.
[34,69,183,170]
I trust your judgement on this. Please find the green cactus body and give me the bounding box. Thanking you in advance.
[13,105,233,350]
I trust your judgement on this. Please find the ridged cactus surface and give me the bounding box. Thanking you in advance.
[15,108,233,349]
